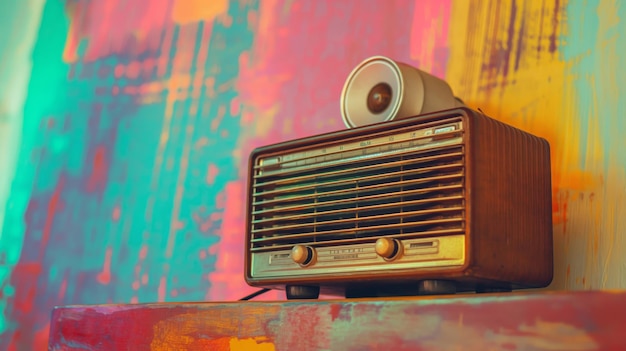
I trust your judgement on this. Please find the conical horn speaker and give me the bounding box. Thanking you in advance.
[340,56,463,128]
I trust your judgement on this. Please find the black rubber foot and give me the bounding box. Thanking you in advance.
[286,285,320,300]
[417,280,457,295]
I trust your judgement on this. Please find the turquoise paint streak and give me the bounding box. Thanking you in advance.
[0,0,58,336]
[2,0,260,347]
[560,0,626,170]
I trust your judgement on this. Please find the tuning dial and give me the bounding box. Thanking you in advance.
[292,245,315,266]
[375,238,401,260]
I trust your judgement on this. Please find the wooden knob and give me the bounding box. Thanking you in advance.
[375,238,400,259]
[292,245,314,265]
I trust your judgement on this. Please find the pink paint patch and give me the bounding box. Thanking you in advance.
[206,163,219,185]
[65,0,175,62]
[114,64,124,77]
[230,96,241,115]
[125,61,141,79]
[139,244,148,260]
[47,118,56,130]
[158,276,167,302]
[58,278,67,300]
[206,182,249,301]
[409,1,451,77]
[97,247,112,285]
[86,145,108,192]
[112,204,121,221]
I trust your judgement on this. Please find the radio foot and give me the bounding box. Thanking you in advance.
[475,286,512,294]
[417,280,457,295]
[286,285,320,300]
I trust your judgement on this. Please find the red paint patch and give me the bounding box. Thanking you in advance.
[330,303,341,321]
[35,323,50,351]
[11,263,41,314]
[193,337,231,351]
[41,176,65,257]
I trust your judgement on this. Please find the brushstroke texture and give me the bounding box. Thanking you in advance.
[1,0,626,350]
[446,0,626,290]
[0,0,452,349]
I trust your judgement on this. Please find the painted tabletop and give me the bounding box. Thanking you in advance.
[48,290,626,351]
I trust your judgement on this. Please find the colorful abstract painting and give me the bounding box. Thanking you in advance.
[0,0,625,349]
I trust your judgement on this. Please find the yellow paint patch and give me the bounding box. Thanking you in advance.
[172,0,229,24]
[230,337,276,351]
[445,0,599,191]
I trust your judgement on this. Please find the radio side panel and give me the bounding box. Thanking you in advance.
[467,111,553,287]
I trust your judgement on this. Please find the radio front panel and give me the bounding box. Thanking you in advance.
[248,115,467,280]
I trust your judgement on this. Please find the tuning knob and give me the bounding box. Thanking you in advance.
[375,238,401,260]
[292,245,315,266]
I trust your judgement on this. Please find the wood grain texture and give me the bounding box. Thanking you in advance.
[49,291,626,350]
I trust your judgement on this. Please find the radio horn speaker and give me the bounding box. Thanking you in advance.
[340,56,463,128]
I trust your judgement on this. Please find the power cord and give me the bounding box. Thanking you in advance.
[238,288,271,301]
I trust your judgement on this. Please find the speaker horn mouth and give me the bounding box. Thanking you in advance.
[340,56,404,128]
[366,82,393,114]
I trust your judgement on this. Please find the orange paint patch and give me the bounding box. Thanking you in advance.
[171,0,229,25]
[230,337,276,351]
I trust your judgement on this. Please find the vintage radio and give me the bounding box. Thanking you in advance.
[244,56,553,299]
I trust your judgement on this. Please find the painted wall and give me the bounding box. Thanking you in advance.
[0,0,624,349]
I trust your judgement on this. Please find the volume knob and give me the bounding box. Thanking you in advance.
[375,238,401,260]
[292,245,315,266]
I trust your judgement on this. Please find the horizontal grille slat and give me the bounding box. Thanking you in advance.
[252,184,464,216]
[252,217,463,244]
[249,117,467,251]
[252,173,463,207]
[252,195,464,225]
[252,206,464,233]
[254,162,463,197]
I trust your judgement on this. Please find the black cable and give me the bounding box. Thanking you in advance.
[239,288,271,301]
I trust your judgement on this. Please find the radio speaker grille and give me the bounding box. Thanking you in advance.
[250,117,465,252]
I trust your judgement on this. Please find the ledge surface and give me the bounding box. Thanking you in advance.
[49,290,626,350]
